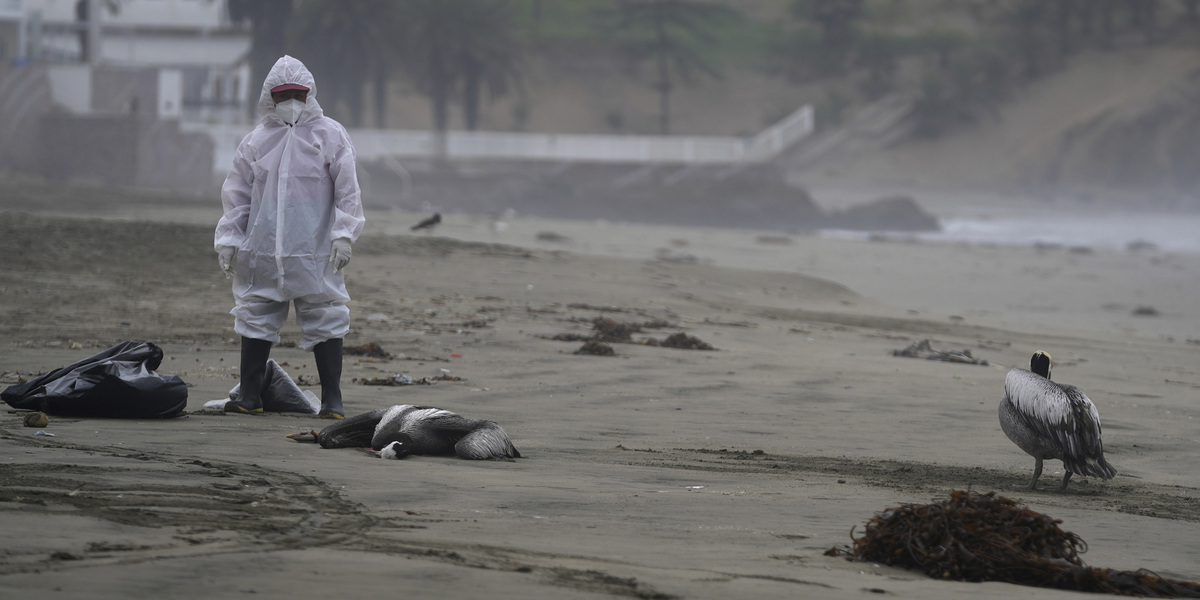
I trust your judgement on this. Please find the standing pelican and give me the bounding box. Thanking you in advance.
[999,351,1116,490]
[312,404,520,460]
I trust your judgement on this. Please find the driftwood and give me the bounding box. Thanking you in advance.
[893,339,987,365]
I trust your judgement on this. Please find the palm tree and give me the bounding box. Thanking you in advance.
[227,0,294,121]
[455,3,523,130]
[289,0,401,127]
[789,0,864,73]
[609,0,731,135]
[395,0,460,143]
[394,0,524,157]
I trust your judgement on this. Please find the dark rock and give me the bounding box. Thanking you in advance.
[825,195,940,232]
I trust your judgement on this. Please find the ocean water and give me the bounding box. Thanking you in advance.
[825,210,1200,255]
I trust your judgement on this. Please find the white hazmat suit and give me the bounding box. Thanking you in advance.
[214,55,365,350]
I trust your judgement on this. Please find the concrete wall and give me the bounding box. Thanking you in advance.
[37,113,213,193]
[0,62,55,174]
[92,65,157,114]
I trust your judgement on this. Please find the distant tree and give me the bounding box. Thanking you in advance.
[609,0,732,135]
[854,32,903,99]
[1053,0,1076,58]
[912,46,1011,138]
[790,0,865,72]
[290,0,400,128]
[397,0,524,138]
[454,2,524,130]
[997,0,1056,79]
[793,0,863,48]
[1183,0,1200,24]
[228,0,294,121]
[1099,0,1117,48]
[1129,0,1159,42]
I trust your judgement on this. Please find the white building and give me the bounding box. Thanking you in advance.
[11,0,251,123]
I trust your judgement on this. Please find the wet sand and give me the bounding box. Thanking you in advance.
[2,197,1199,599]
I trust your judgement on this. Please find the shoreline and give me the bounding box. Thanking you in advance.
[2,200,1199,598]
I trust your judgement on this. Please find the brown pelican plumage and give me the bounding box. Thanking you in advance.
[314,404,520,460]
[998,351,1116,490]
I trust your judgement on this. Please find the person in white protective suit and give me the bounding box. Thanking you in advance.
[214,55,365,419]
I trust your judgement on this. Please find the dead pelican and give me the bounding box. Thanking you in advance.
[999,351,1116,490]
[307,404,520,460]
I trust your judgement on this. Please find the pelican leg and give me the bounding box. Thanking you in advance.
[1017,457,1044,490]
[1059,470,1073,491]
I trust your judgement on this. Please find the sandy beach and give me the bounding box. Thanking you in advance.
[2,192,1199,599]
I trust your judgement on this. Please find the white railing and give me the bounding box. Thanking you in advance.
[0,0,22,18]
[185,104,813,174]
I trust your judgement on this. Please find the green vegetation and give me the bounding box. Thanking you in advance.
[245,0,1200,137]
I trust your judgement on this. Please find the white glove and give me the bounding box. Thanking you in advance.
[217,245,237,279]
[330,238,352,273]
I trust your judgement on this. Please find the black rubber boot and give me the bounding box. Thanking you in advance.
[227,337,272,414]
[314,338,345,419]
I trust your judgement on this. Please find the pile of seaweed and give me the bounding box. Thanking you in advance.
[551,317,671,343]
[551,318,716,350]
[826,490,1200,597]
[575,341,615,356]
[644,332,714,350]
[344,342,392,358]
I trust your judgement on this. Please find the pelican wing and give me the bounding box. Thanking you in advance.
[454,422,521,460]
[318,408,387,449]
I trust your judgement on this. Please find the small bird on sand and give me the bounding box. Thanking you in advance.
[998,351,1116,490]
[293,404,520,460]
[411,213,441,232]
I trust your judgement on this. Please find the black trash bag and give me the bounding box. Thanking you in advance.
[1,341,188,418]
[226,360,317,414]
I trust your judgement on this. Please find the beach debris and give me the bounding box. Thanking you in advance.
[357,372,463,386]
[827,490,1200,597]
[566,303,628,313]
[536,231,570,243]
[1132,305,1160,317]
[892,339,988,366]
[644,333,716,350]
[575,341,615,356]
[654,247,701,264]
[550,318,714,350]
[344,342,392,358]
[0,372,28,384]
[34,430,55,437]
[702,318,756,328]
[592,318,652,343]
[755,234,792,245]
[552,317,666,343]
[358,375,427,386]
[23,411,49,428]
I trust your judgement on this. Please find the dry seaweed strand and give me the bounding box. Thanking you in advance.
[826,490,1200,597]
